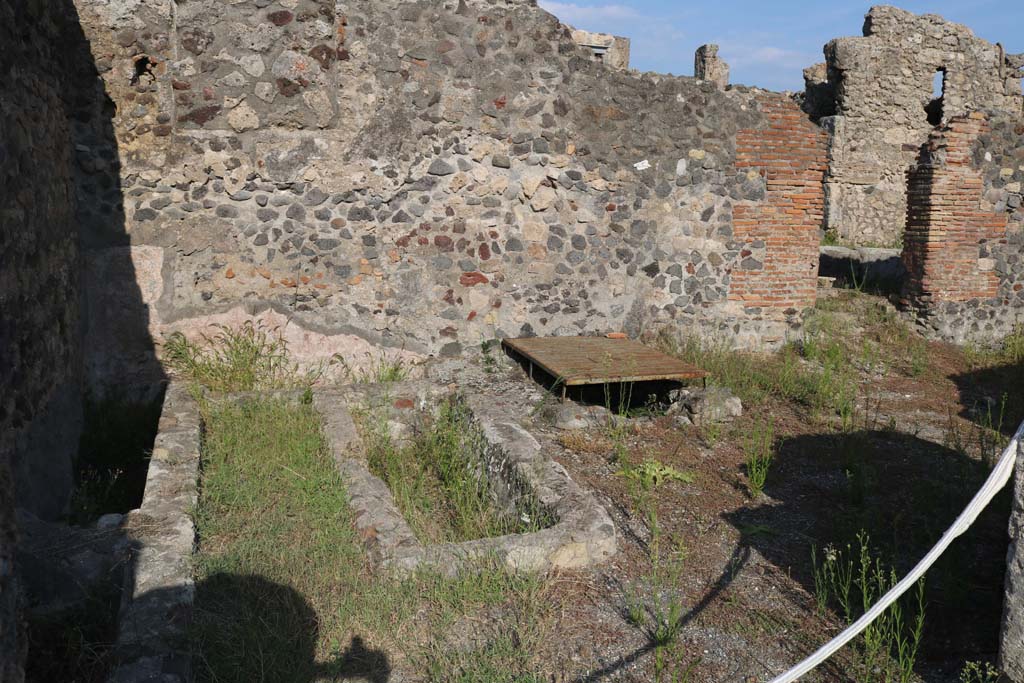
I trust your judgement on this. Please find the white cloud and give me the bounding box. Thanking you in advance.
[538,1,640,25]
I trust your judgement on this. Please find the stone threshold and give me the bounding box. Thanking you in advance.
[315,386,618,574]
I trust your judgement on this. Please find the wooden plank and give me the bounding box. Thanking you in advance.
[502,336,706,386]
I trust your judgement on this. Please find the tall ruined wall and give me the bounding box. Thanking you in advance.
[73,0,826,384]
[808,6,1023,247]
[0,0,92,678]
[901,112,1024,343]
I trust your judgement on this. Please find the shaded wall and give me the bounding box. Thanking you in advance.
[1,0,84,678]
[2,0,155,679]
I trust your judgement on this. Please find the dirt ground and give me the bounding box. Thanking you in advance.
[431,290,1023,683]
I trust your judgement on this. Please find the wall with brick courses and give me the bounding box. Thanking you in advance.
[69,0,828,388]
[732,97,827,313]
[805,6,1023,247]
[901,112,1024,343]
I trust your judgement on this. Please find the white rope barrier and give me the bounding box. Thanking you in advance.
[770,420,1024,683]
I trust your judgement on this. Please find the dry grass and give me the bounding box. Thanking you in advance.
[558,429,613,454]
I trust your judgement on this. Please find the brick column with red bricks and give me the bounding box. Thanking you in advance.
[901,112,1008,308]
[730,95,828,314]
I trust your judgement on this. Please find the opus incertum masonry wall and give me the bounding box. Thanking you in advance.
[3,0,1024,680]
[70,0,828,390]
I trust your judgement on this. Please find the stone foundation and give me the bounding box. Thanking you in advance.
[316,385,617,573]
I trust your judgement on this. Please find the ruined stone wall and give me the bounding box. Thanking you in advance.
[569,28,630,71]
[72,0,827,384]
[0,0,92,677]
[901,112,1024,343]
[809,6,1023,247]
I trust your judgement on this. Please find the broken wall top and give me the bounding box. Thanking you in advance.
[825,5,1022,121]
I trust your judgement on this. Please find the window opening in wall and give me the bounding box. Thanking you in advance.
[926,68,946,126]
[131,55,155,85]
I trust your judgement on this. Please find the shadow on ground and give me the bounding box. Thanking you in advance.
[192,572,390,683]
[950,360,1024,438]
[726,427,1012,677]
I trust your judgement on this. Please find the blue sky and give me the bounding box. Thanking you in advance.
[537,1,1024,91]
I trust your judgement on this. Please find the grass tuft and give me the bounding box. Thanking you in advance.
[359,399,550,544]
[163,321,320,392]
[743,419,775,498]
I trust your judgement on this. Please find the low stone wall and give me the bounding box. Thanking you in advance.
[316,385,617,573]
[108,384,200,683]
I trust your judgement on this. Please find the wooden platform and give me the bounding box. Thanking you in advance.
[502,336,707,387]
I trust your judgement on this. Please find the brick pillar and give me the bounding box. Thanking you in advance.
[901,112,1008,308]
[730,95,827,313]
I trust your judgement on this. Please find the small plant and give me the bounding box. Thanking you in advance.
[480,339,498,373]
[848,261,866,293]
[701,420,722,446]
[811,532,926,683]
[821,230,841,246]
[908,339,929,377]
[1005,324,1024,364]
[618,459,694,536]
[623,583,647,627]
[338,352,410,384]
[974,393,1008,467]
[650,598,685,647]
[647,537,690,678]
[619,460,695,490]
[743,419,774,498]
[959,660,1000,683]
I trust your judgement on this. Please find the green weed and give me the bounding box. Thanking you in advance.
[163,321,320,392]
[338,351,411,384]
[743,419,775,498]
[619,460,695,490]
[959,660,1000,683]
[361,398,549,544]
[480,339,499,374]
[194,397,556,682]
[812,532,926,683]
